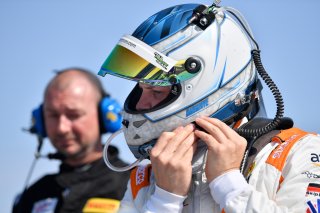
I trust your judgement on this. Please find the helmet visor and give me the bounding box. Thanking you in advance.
[98,35,198,86]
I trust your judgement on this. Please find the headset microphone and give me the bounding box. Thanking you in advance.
[35,152,66,160]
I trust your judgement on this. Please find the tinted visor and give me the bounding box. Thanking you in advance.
[98,35,198,86]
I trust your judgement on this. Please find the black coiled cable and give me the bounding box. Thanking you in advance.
[225,8,285,138]
[237,50,284,138]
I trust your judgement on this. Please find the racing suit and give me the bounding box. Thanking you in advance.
[12,146,130,213]
[119,127,320,213]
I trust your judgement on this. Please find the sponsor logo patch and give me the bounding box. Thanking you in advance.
[306,183,320,197]
[266,128,309,172]
[119,38,136,48]
[186,98,208,117]
[306,199,320,213]
[311,153,320,163]
[130,165,151,199]
[271,134,298,159]
[32,198,58,213]
[154,52,169,70]
[136,166,147,185]
[82,198,120,213]
[302,171,320,179]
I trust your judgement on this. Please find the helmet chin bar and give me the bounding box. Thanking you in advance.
[103,129,143,172]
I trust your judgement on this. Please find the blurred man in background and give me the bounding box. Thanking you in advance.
[13,68,130,213]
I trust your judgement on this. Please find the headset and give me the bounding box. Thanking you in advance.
[30,97,122,138]
[23,68,123,190]
[29,68,123,138]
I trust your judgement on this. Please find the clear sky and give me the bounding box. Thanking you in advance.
[1,0,320,212]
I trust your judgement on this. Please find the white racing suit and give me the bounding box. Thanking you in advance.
[119,128,320,213]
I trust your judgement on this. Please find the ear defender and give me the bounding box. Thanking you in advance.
[99,97,123,133]
[30,97,123,137]
[30,104,47,138]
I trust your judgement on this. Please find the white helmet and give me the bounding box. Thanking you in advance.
[99,3,283,161]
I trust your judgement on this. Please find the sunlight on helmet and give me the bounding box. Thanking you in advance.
[98,3,282,163]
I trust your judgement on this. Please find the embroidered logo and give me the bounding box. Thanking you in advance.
[154,52,169,70]
[306,199,320,213]
[271,134,298,159]
[186,98,208,117]
[136,166,146,185]
[32,198,58,213]
[302,171,320,179]
[130,165,151,199]
[306,183,320,197]
[311,153,320,163]
[82,198,120,213]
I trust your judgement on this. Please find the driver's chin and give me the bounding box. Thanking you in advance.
[58,144,85,160]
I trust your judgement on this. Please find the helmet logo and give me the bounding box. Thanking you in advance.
[154,52,169,70]
[186,98,208,117]
[119,38,136,48]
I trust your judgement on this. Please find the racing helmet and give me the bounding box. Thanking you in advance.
[99,4,267,160]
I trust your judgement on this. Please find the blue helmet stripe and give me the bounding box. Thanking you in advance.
[132,4,200,45]
[160,14,175,39]
[133,7,174,40]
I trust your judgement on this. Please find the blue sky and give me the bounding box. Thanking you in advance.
[1,0,320,212]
